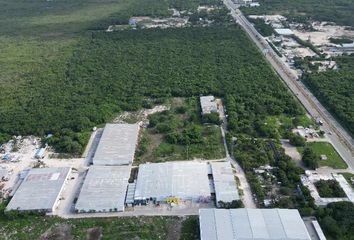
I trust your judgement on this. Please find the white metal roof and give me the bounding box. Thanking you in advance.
[200,96,218,115]
[92,123,139,165]
[275,28,294,35]
[211,162,240,205]
[342,42,354,48]
[6,167,71,211]
[199,208,312,240]
[134,161,211,201]
[75,165,131,212]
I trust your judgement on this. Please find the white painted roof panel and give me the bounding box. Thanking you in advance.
[92,124,139,166]
[199,208,312,240]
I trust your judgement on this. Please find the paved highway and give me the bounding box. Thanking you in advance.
[223,0,354,170]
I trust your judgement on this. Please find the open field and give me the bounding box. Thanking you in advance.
[298,142,348,169]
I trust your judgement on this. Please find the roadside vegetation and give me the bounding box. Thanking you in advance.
[241,0,354,139]
[303,55,354,137]
[340,172,354,189]
[247,18,273,37]
[298,142,348,169]
[136,98,225,163]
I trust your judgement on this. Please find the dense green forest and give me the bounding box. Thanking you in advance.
[303,56,354,136]
[0,24,302,154]
[241,0,354,27]
[317,202,354,240]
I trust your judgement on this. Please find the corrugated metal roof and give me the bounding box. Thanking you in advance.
[134,161,211,201]
[211,162,240,205]
[125,182,136,204]
[75,165,130,212]
[199,208,312,240]
[6,167,71,212]
[92,124,139,166]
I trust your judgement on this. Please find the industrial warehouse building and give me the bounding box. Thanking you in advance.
[92,123,139,166]
[210,162,240,206]
[134,161,211,204]
[200,96,218,115]
[75,166,131,212]
[6,167,71,212]
[199,208,313,240]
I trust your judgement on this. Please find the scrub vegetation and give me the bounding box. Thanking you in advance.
[0,203,197,240]
[315,180,346,198]
[136,98,225,163]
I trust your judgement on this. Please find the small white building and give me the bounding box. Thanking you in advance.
[200,96,218,115]
[275,28,294,36]
[249,2,260,7]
